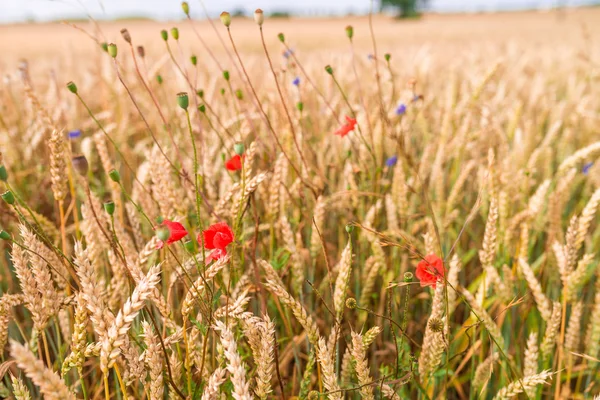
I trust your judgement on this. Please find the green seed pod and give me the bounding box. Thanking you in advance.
[170,27,179,40]
[220,88,225,96]
[177,92,189,110]
[220,12,231,27]
[198,104,206,113]
[157,75,163,85]
[324,65,333,75]
[66,81,78,94]
[181,2,190,15]
[0,165,8,182]
[384,53,391,62]
[160,29,168,41]
[183,240,195,253]
[404,272,413,282]
[196,89,204,98]
[345,25,353,40]
[223,70,230,81]
[0,230,11,240]
[108,169,121,183]
[100,42,108,52]
[104,201,115,216]
[156,227,170,242]
[107,43,118,58]
[277,33,285,43]
[234,143,245,155]
[345,297,357,309]
[190,55,197,66]
[235,89,243,100]
[345,224,354,234]
[296,101,304,112]
[1,190,15,205]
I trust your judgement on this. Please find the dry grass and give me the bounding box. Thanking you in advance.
[1,5,600,399]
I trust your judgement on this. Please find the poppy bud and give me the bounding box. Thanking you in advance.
[223,70,230,81]
[182,1,190,15]
[72,155,89,176]
[384,53,391,62]
[190,55,197,66]
[160,30,168,41]
[66,81,78,94]
[177,92,189,110]
[345,25,353,39]
[198,104,206,113]
[107,43,118,58]
[156,227,170,242]
[325,65,333,75]
[277,33,285,43]
[171,27,179,40]
[183,240,195,253]
[345,297,357,309]
[157,75,163,85]
[104,201,115,215]
[0,165,7,181]
[2,190,15,205]
[0,230,10,240]
[108,169,121,183]
[234,143,245,156]
[100,42,108,52]
[345,224,354,234]
[220,12,231,27]
[196,89,204,98]
[296,102,303,112]
[235,89,243,100]
[120,28,131,44]
[137,46,145,58]
[254,9,264,25]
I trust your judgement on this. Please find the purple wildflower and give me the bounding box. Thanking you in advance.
[395,103,407,116]
[583,162,594,175]
[386,155,398,167]
[292,77,300,86]
[68,130,82,139]
[367,54,374,60]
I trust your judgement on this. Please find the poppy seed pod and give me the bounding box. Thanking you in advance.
[0,230,11,240]
[160,30,168,41]
[220,12,231,27]
[345,25,353,40]
[235,89,243,100]
[183,240,195,253]
[190,55,197,66]
[198,104,206,113]
[156,227,170,242]
[384,53,391,62]
[177,92,189,110]
[120,28,131,44]
[181,1,190,15]
[234,143,245,156]
[345,297,357,309]
[66,81,78,94]
[108,169,121,183]
[137,45,145,58]
[100,42,108,52]
[157,75,163,84]
[254,9,264,25]
[1,190,15,205]
[171,27,179,40]
[0,165,7,181]
[296,101,304,112]
[107,43,118,58]
[325,65,333,75]
[277,33,285,43]
[71,155,89,176]
[104,201,115,216]
[223,70,230,81]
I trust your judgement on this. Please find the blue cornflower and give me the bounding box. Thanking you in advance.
[68,130,82,139]
[283,48,294,59]
[395,103,406,116]
[583,162,594,175]
[292,77,300,86]
[386,155,398,167]
[367,54,374,60]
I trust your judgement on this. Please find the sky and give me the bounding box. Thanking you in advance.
[0,0,597,23]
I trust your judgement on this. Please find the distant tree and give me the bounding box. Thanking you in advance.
[380,0,428,18]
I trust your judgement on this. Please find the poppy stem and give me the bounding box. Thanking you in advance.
[185,109,202,228]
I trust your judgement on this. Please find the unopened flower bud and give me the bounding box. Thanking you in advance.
[177,92,189,110]
[107,43,118,58]
[108,169,121,183]
[345,224,354,233]
[384,53,391,62]
[0,165,7,182]
[254,9,264,25]
[182,1,190,15]
[325,65,333,75]
[235,89,243,100]
[1,190,15,205]
[104,201,115,215]
[66,81,78,94]
[220,12,231,27]
[345,25,353,39]
[71,155,89,176]
[190,55,197,66]
[196,89,204,98]
[0,230,11,240]
[296,101,303,112]
[160,29,168,41]
[157,75,163,85]
[100,42,108,52]
[277,33,285,43]
[223,70,230,81]
[198,104,206,113]
[183,240,195,252]
[171,27,179,40]
[234,143,245,156]
[120,28,131,44]
[137,46,145,58]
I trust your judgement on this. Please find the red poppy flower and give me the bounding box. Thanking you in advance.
[156,220,188,249]
[225,154,243,171]
[415,254,445,289]
[199,222,234,262]
[334,116,357,137]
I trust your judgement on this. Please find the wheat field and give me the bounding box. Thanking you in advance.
[1,4,600,399]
